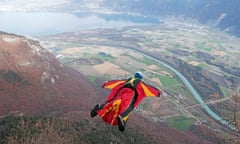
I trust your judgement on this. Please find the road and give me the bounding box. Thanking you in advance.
[116,46,238,132]
[184,96,232,109]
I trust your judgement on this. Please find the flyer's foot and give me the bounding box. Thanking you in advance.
[90,104,100,118]
[117,115,126,132]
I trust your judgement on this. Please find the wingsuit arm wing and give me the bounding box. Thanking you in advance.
[140,82,162,97]
[102,80,126,89]
[102,79,126,102]
[134,81,162,107]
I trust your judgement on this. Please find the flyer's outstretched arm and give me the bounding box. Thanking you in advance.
[102,80,126,102]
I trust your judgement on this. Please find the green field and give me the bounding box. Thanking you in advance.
[86,75,97,83]
[166,115,195,131]
[59,56,77,64]
[83,52,116,61]
[220,86,233,98]
[159,75,179,87]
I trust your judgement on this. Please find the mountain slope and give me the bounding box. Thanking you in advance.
[0,32,224,143]
[0,31,97,116]
[0,115,222,144]
[194,0,240,36]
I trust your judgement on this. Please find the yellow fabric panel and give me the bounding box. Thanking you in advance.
[141,83,155,97]
[122,114,130,122]
[111,99,122,125]
[104,80,125,89]
[128,78,135,87]
[99,99,122,125]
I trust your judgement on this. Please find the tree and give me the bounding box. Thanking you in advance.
[226,90,240,144]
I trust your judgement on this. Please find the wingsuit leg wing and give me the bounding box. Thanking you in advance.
[97,87,135,125]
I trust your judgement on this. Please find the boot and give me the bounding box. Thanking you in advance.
[117,115,126,132]
[90,104,100,118]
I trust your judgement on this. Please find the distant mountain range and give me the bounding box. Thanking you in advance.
[101,0,240,37]
[1,0,239,37]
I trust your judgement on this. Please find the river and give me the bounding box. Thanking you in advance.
[1,11,236,131]
[126,48,237,132]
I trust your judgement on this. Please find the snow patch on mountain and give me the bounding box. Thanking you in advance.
[18,60,32,67]
[1,36,19,42]
[215,13,227,26]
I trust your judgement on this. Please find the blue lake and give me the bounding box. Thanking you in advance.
[0,12,160,36]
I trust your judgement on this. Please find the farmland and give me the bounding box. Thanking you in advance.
[40,18,240,132]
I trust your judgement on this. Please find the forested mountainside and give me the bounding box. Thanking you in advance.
[0,31,97,116]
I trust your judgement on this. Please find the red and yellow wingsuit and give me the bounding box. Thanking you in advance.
[97,78,162,126]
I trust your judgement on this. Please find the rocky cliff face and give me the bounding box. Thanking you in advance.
[0,32,97,116]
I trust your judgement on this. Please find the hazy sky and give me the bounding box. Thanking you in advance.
[0,0,105,12]
[0,0,69,11]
